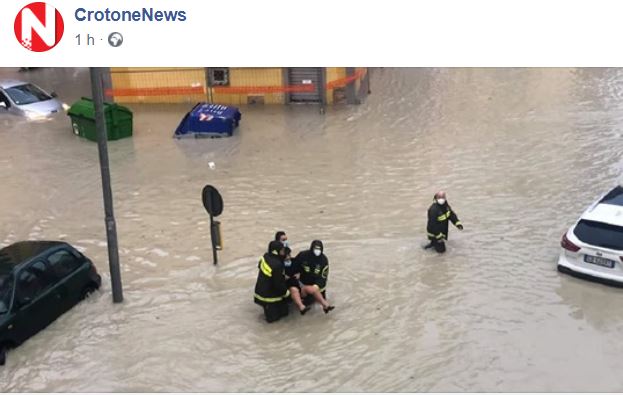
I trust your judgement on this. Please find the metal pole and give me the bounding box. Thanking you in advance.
[319,68,327,114]
[90,67,124,303]
[210,213,218,265]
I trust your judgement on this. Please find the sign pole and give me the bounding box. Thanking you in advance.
[210,212,218,265]
[90,67,123,303]
[202,185,223,266]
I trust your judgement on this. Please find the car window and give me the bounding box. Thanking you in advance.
[600,186,623,207]
[573,220,623,251]
[16,261,54,304]
[0,274,13,314]
[48,249,82,279]
[4,84,51,105]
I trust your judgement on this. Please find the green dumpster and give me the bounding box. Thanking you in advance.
[67,97,133,141]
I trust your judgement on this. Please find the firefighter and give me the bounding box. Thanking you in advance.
[295,240,335,313]
[254,241,291,323]
[424,191,463,253]
[272,231,309,314]
[274,230,289,248]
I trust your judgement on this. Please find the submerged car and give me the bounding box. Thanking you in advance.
[0,241,101,365]
[558,185,623,285]
[0,79,63,119]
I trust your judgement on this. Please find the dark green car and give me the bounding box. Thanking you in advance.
[0,241,102,365]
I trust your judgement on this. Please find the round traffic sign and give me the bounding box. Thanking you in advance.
[202,185,223,217]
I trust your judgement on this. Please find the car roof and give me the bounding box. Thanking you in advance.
[0,80,28,89]
[582,203,623,227]
[0,241,67,275]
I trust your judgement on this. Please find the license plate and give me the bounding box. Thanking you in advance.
[584,255,615,268]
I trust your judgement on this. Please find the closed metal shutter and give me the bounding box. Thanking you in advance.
[287,68,322,103]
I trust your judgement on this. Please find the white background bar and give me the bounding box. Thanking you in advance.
[1,0,622,66]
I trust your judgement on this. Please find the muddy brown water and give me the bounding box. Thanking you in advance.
[1,68,623,391]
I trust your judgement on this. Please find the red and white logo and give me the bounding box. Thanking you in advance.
[14,2,64,52]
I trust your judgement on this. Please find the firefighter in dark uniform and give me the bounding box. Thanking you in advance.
[424,191,463,253]
[295,240,335,313]
[254,240,291,323]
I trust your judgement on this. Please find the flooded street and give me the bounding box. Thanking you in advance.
[1,67,623,391]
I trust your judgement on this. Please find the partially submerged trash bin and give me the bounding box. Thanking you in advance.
[67,97,133,142]
[174,103,241,138]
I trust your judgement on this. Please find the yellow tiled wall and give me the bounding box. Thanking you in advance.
[210,68,284,105]
[110,67,362,105]
[110,67,206,103]
[325,67,347,104]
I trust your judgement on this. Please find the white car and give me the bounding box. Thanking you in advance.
[558,185,623,285]
[0,79,63,119]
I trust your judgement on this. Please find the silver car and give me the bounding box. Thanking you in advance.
[0,80,63,119]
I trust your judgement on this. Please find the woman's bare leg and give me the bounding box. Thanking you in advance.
[290,287,307,311]
[302,285,332,309]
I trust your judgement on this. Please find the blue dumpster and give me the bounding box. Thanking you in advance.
[174,103,241,138]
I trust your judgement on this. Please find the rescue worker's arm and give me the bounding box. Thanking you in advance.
[272,267,289,297]
[449,207,463,230]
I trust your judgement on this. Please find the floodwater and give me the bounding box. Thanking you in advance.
[1,67,623,392]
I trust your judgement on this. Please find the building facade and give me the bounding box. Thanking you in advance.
[104,67,369,106]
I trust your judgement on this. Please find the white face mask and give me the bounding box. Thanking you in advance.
[313,249,322,257]
[436,198,446,205]
[282,240,289,248]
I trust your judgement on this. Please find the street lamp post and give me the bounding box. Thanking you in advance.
[90,67,124,303]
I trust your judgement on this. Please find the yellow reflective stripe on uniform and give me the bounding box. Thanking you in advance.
[435,233,445,239]
[254,293,282,303]
[259,257,272,277]
[254,290,290,303]
[455,221,462,225]
[437,210,452,222]
[427,232,436,237]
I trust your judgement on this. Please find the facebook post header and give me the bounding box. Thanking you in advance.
[2,0,623,66]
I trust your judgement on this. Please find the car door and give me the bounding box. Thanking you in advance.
[46,248,86,312]
[0,90,12,113]
[10,260,59,345]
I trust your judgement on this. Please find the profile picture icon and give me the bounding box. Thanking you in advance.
[108,32,123,47]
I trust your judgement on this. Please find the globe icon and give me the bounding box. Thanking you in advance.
[108,32,123,47]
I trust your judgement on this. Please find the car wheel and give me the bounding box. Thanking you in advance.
[0,344,7,366]
[81,284,98,300]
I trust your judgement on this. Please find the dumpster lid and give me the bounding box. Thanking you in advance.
[67,97,132,118]
[189,103,239,120]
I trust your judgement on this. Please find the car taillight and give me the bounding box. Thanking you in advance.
[561,233,581,252]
